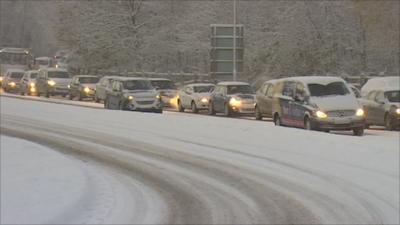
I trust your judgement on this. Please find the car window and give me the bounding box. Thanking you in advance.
[227,85,254,95]
[259,83,269,95]
[30,73,38,79]
[266,84,275,97]
[295,82,306,97]
[79,77,99,84]
[193,85,214,93]
[10,72,24,79]
[308,82,350,97]
[48,71,70,78]
[123,80,152,90]
[282,81,296,97]
[375,91,385,103]
[150,80,176,90]
[385,91,400,102]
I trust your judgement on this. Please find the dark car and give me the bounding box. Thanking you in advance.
[360,89,400,130]
[208,81,256,117]
[2,69,24,93]
[255,79,278,120]
[68,75,99,100]
[36,68,71,97]
[105,77,162,113]
[148,78,178,108]
[272,76,365,136]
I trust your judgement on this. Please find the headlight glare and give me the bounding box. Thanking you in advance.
[30,82,35,87]
[8,82,16,87]
[201,97,208,103]
[396,108,400,115]
[316,110,328,119]
[47,80,56,86]
[128,96,134,100]
[84,87,90,93]
[356,108,364,117]
[229,97,241,107]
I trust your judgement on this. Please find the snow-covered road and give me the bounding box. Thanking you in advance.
[1,96,399,224]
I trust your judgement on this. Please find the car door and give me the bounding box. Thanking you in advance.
[36,70,46,93]
[108,81,122,109]
[213,86,226,112]
[280,81,296,126]
[180,86,191,108]
[290,82,308,128]
[374,91,387,125]
[264,84,276,117]
[21,73,29,90]
[364,91,378,124]
[72,78,80,96]
[256,83,269,114]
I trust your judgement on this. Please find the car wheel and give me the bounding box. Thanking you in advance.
[119,101,125,110]
[94,95,100,103]
[385,114,394,131]
[155,108,163,114]
[191,101,198,113]
[208,101,215,115]
[304,117,312,130]
[274,114,281,126]
[78,93,82,101]
[353,127,364,136]
[223,103,231,117]
[104,98,109,109]
[45,90,49,98]
[255,105,262,120]
[69,93,73,100]
[178,100,184,112]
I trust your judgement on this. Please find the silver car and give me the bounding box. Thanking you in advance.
[177,83,215,113]
[20,70,39,96]
[95,76,119,102]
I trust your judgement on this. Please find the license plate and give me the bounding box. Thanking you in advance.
[334,118,350,124]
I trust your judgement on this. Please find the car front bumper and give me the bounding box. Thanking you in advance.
[49,86,69,95]
[127,99,162,112]
[311,116,365,130]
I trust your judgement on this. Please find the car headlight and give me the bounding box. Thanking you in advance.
[84,87,90,93]
[30,82,35,87]
[0,77,3,82]
[67,84,70,89]
[316,110,328,119]
[8,82,16,87]
[156,94,161,100]
[396,108,400,115]
[128,96,134,100]
[229,97,241,107]
[47,80,56,86]
[200,97,208,103]
[356,108,364,117]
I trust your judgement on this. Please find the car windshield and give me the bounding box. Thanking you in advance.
[36,59,49,65]
[150,80,176,90]
[30,73,38,79]
[227,85,254,95]
[48,71,70,78]
[385,90,400,102]
[79,77,99,84]
[10,72,24,79]
[308,82,350,97]
[123,80,152,90]
[194,85,214,93]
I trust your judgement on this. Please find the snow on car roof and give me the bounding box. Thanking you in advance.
[186,83,215,87]
[113,77,148,81]
[218,81,250,86]
[40,68,68,72]
[361,76,400,92]
[282,76,345,85]
[6,68,25,73]
[147,78,172,81]
[73,75,99,78]
[35,57,51,60]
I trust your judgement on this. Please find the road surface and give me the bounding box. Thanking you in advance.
[1,96,399,224]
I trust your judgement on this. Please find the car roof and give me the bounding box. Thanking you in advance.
[6,69,25,73]
[148,78,172,81]
[35,57,51,60]
[113,77,148,81]
[25,70,38,73]
[361,76,399,92]
[186,83,215,87]
[217,81,250,86]
[73,75,99,78]
[39,68,68,72]
[281,76,345,85]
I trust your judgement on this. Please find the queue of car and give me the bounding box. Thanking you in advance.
[1,66,399,135]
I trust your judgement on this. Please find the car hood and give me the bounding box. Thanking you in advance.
[159,89,178,95]
[310,95,360,111]
[80,83,96,89]
[124,90,158,98]
[228,94,255,100]
[193,92,212,98]
[51,78,71,86]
